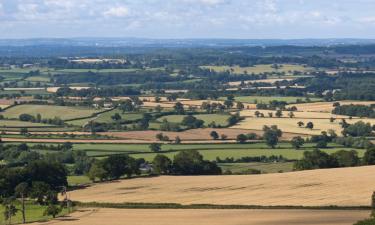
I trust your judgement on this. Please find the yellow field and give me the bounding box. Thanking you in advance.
[32,208,369,225]
[289,101,375,113]
[231,116,375,135]
[69,166,375,207]
[238,109,351,119]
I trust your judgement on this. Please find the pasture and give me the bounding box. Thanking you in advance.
[31,208,369,225]
[69,142,363,161]
[1,104,103,120]
[0,120,53,127]
[68,165,375,206]
[157,114,231,126]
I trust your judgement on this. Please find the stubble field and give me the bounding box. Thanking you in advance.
[69,165,375,207]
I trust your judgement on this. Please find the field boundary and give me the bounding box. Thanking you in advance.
[75,202,372,211]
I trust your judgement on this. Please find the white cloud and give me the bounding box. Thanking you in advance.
[103,6,129,18]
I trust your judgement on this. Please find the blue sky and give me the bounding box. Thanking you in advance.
[0,0,375,39]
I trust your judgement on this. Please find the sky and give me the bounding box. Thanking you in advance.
[0,0,375,39]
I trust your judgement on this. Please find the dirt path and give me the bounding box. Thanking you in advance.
[32,208,369,225]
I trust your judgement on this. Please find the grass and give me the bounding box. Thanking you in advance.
[0,120,54,127]
[219,162,295,174]
[201,64,313,75]
[68,176,92,187]
[0,201,68,224]
[224,96,322,104]
[157,114,231,126]
[1,104,103,121]
[94,109,143,123]
[71,142,365,161]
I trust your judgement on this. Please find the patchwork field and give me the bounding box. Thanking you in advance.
[31,208,370,225]
[201,64,312,74]
[1,104,102,120]
[69,166,375,206]
[224,96,322,104]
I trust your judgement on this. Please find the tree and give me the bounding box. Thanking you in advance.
[262,126,282,148]
[181,115,204,129]
[173,102,185,114]
[254,111,261,117]
[30,182,52,205]
[152,154,172,174]
[87,161,107,182]
[172,150,221,175]
[20,128,29,135]
[221,134,227,140]
[224,100,233,109]
[288,111,295,118]
[15,182,29,224]
[44,204,61,218]
[156,133,164,141]
[101,155,138,179]
[174,136,181,144]
[291,136,305,149]
[111,113,122,121]
[119,99,134,112]
[236,134,248,144]
[2,198,17,225]
[149,143,162,152]
[210,131,219,140]
[306,122,314,130]
[297,121,304,127]
[236,102,244,110]
[363,148,375,165]
[332,150,359,167]
[275,110,283,118]
[294,149,336,170]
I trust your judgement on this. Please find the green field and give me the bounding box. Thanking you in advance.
[0,120,54,127]
[157,114,231,126]
[1,104,103,120]
[0,201,68,224]
[221,96,322,104]
[219,162,295,174]
[70,142,364,161]
[201,64,313,75]
[94,109,143,123]
[68,175,92,186]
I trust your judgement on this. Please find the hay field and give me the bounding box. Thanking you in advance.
[289,101,375,113]
[69,166,375,206]
[239,109,350,119]
[231,116,375,135]
[32,208,369,225]
[1,104,102,120]
[229,96,322,104]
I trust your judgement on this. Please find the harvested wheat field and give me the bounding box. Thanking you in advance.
[231,116,375,135]
[32,208,370,225]
[290,101,375,113]
[69,166,375,207]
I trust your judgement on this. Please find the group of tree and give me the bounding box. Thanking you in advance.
[152,150,221,175]
[18,113,64,126]
[294,147,375,170]
[87,154,142,181]
[0,160,68,223]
